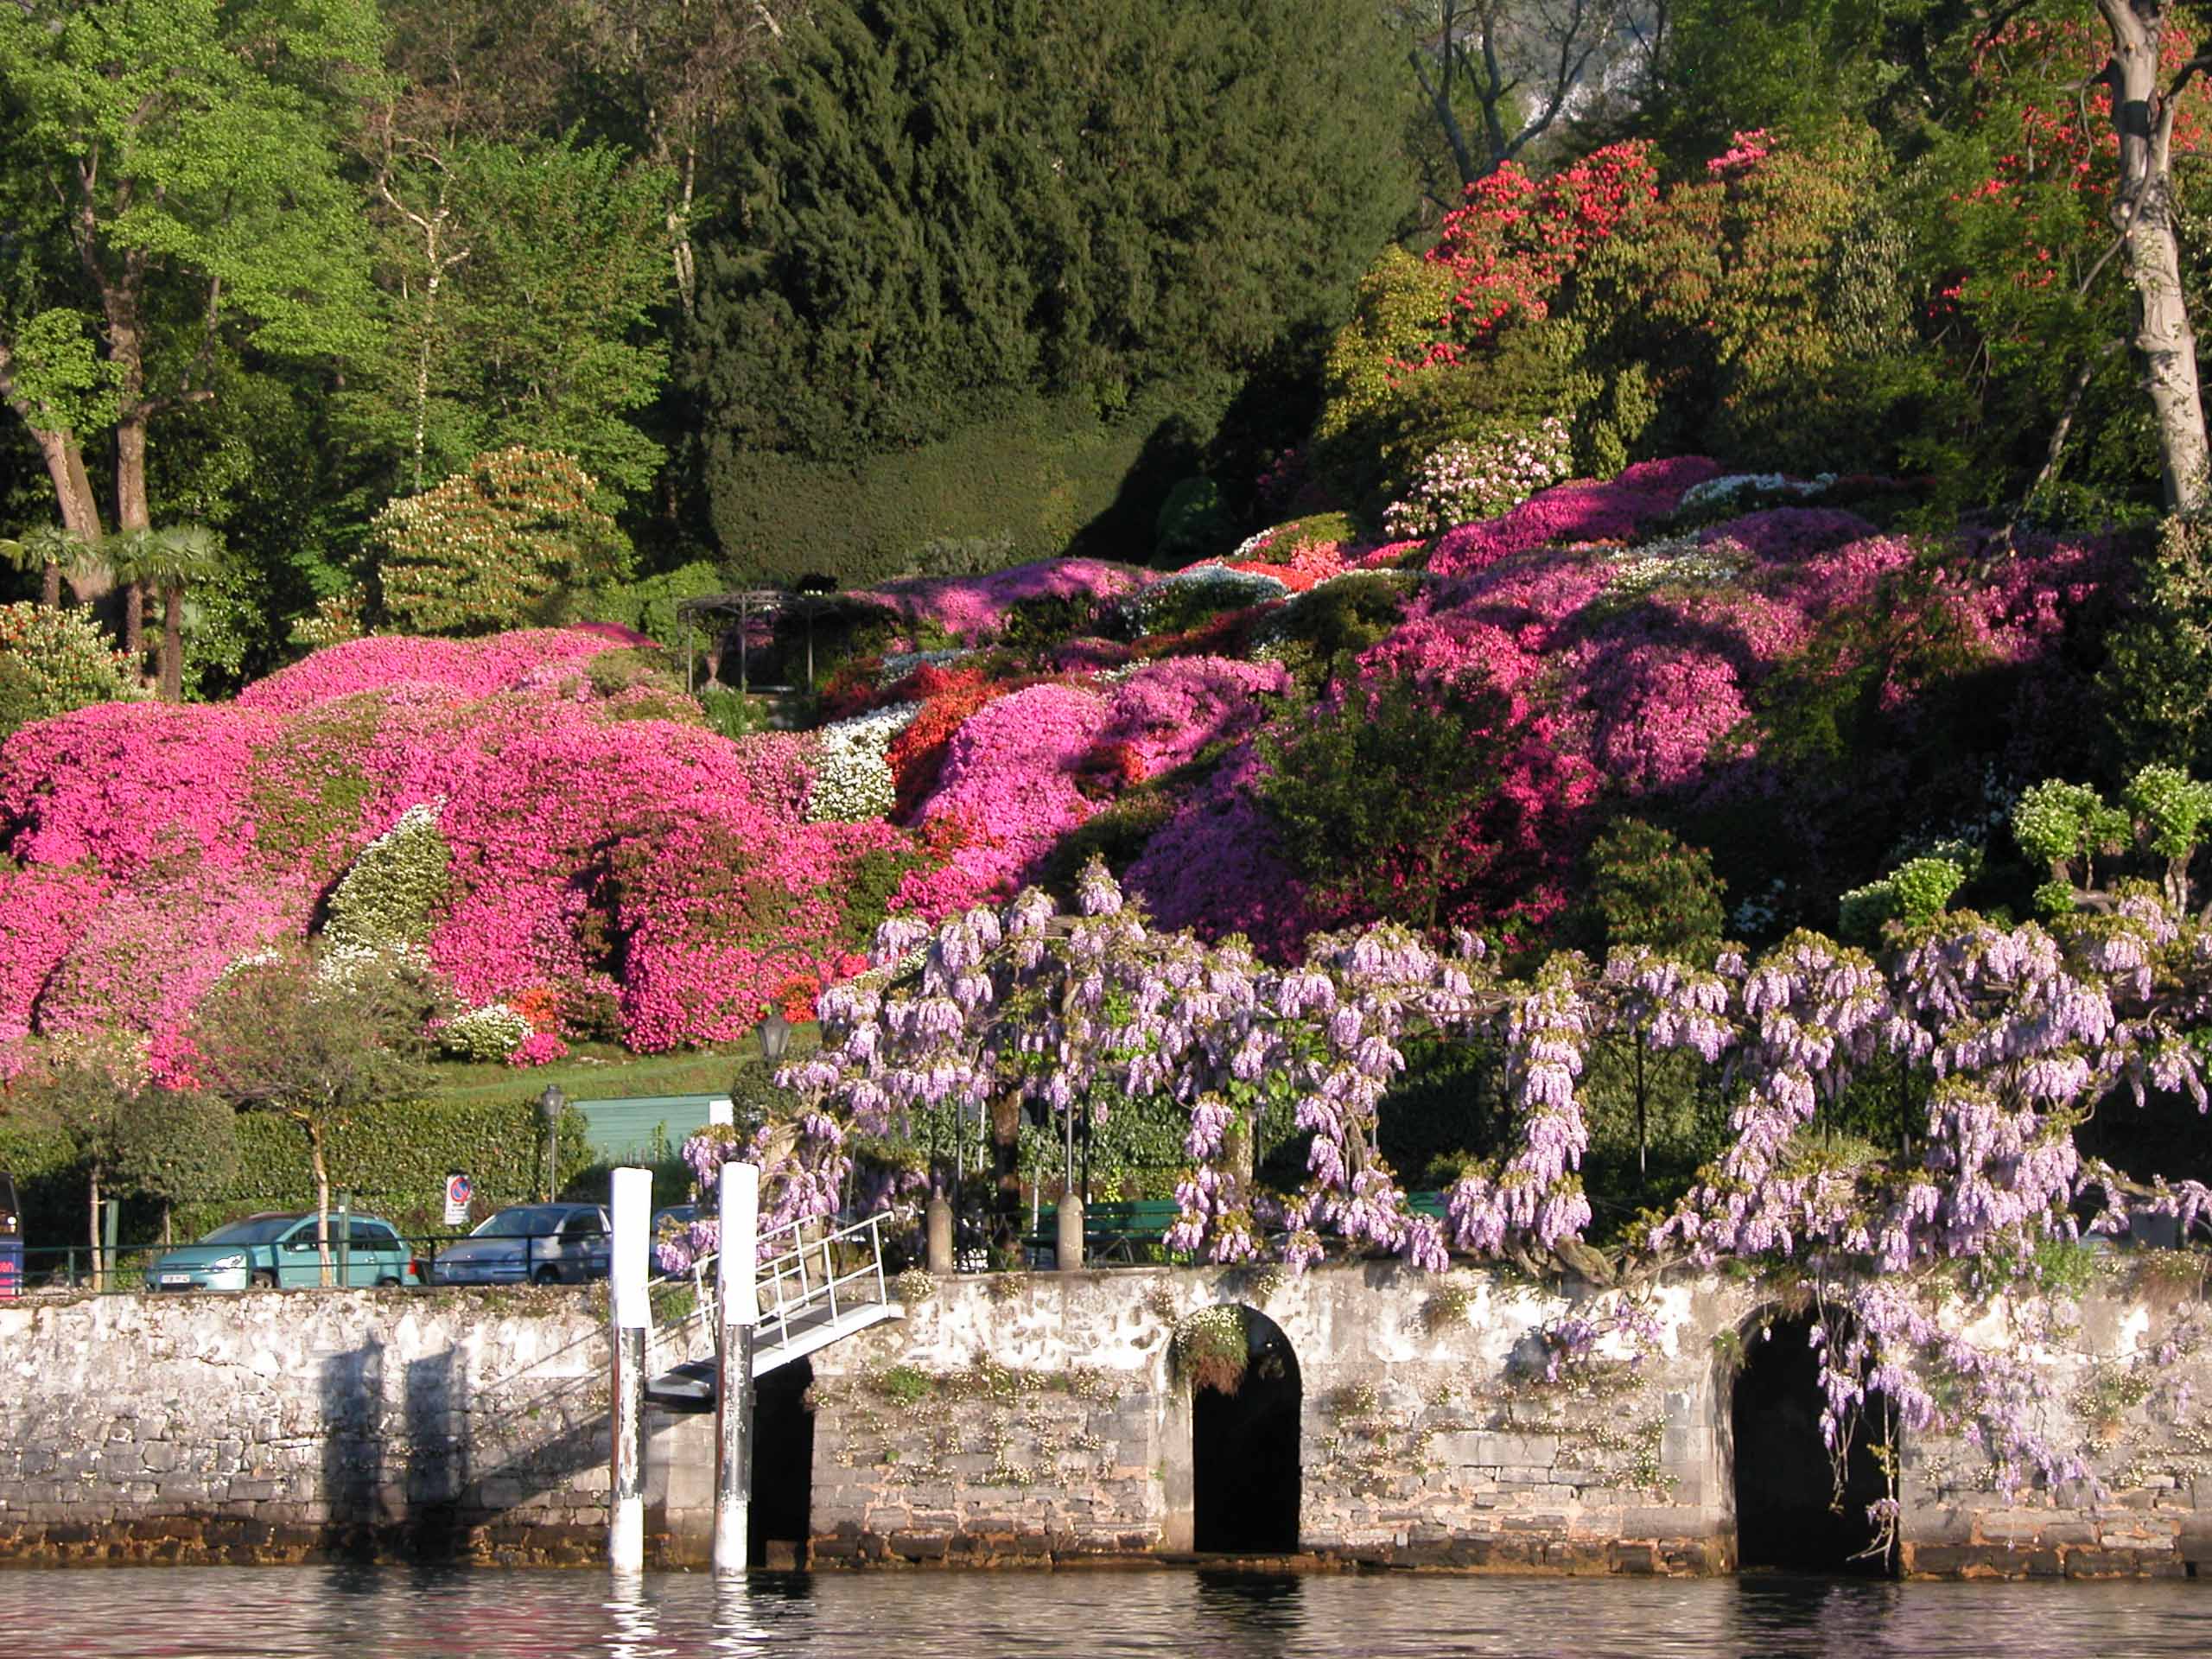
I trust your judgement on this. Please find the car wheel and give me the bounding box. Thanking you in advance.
[533,1266,562,1286]
[250,1270,276,1289]
[376,1275,401,1288]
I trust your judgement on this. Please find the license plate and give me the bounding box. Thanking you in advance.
[161,1274,192,1285]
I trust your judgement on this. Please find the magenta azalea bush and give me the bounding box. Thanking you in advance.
[855,558,1144,642]
[0,630,908,1064]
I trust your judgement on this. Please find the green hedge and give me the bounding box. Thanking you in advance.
[704,380,1237,589]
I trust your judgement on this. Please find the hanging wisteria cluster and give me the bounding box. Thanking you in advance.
[734,859,2207,1281]
[668,768,2212,1498]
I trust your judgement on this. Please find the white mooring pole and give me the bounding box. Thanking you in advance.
[609,1166,652,1573]
[713,1160,761,1575]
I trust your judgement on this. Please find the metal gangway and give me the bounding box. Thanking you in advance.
[648,1210,903,1408]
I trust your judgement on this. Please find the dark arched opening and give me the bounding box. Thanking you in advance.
[751,1356,814,1567]
[1731,1314,1894,1575]
[1192,1307,1301,1554]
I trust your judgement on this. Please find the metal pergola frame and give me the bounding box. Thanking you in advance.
[672,588,868,696]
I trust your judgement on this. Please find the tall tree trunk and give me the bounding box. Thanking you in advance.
[0,337,106,552]
[988,1093,1024,1254]
[2099,0,2212,514]
[123,581,145,666]
[41,562,60,609]
[306,1115,335,1288]
[159,581,184,701]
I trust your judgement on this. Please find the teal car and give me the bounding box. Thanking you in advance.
[145,1211,422,1292]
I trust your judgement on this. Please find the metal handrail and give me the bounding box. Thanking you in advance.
[679,1210,893,1352]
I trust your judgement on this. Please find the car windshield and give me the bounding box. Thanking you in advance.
[471,1208,563,1239]
[197,1217,301,1246]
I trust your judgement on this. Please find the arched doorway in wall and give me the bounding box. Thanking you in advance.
[751,1355,814,1567]
[1188,1306,1301,1554]
[1730,1313,1895,1574]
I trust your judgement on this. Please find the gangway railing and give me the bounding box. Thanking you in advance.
[680,1208,895,1363]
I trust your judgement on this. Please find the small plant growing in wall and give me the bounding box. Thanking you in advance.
[1421,1278,1475,1335]
[1230,1263,1284,1306]
[985,1270,1030,1306]
[1173,1306,1249,1395]
[2071,1361,2154,1444]
[869,1364,936,1408]
[893,1267,938,1307]
[1143,1281,1179,1326]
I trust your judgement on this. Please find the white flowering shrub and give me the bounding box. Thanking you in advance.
[806,702,922,823]
[1677,472,1838,513]
[877,649,972,685]
[1120,565,1289,638]
[325,801,451,951]
[1382,416,1573,539]
[441,1002,533,1061]
[1599,534,1745,600]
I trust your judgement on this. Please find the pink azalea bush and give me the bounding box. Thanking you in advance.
[855,558,1145,642]
[238,628,628,713]
[1427,456,1722,579]
[0,632,912,1061]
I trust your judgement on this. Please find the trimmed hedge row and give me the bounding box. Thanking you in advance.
[705,381,1238,589]
[0,1096,607,1255]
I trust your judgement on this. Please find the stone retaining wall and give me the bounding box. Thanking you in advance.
[804,1264,1745,1572]
[0,1285,710,1566]
[3,1261,2209,1578]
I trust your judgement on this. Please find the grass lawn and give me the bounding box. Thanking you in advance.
[424,1025,821,1109]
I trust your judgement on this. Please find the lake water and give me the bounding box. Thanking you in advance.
[5,1567,2210,1656]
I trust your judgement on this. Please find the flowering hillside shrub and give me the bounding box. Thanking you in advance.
[903,683,1114,905]
[1118,565,1290,637]
[441,1002,533,1062]
[324,802,450,952]
[371,448,633,635]
[1427,456,1721,579]
[856,558,1142,642]
[0,632,912,1059]
[807,703,921,822]
[239,628,629,713]
[0,604,147,738]
[1382,418,1573,539]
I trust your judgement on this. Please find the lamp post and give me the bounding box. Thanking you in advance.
[540,1083,567,1203]
[756,1009,791,1069]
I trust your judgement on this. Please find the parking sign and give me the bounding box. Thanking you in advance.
[443,1171,473,1227]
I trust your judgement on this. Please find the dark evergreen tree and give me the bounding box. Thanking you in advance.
[686,0,1417,560]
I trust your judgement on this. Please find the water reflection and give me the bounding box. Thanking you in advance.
[2,1567,2209,1658]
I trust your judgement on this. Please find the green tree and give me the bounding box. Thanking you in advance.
[370,447,632,634]
[1586,817,1727,956]
[1259,674,1513,931]
[108,1088,239,1249]
[6,1036,142,1286]
[188,949,439,1284]
[690,0,1416,505]
[0,524,87,609]
[354,134,676,499]
[0,0,381,554]
[126,526,228,702]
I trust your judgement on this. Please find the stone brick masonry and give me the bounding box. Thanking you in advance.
[2,1261,2209,1577]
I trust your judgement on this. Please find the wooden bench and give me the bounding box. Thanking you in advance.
[1029,1198,1183,1265]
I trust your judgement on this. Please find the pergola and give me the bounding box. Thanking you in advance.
[672,588,875,695]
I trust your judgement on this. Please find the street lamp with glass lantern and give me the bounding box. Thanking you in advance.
[539,1083,567,1202]
[756,1009,791,1068]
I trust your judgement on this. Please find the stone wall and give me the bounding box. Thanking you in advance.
[3,1259,2210,1579]
[0,1285,712,1566]
[1894,1270,2212,1580]
[804,1263,1751,1572]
